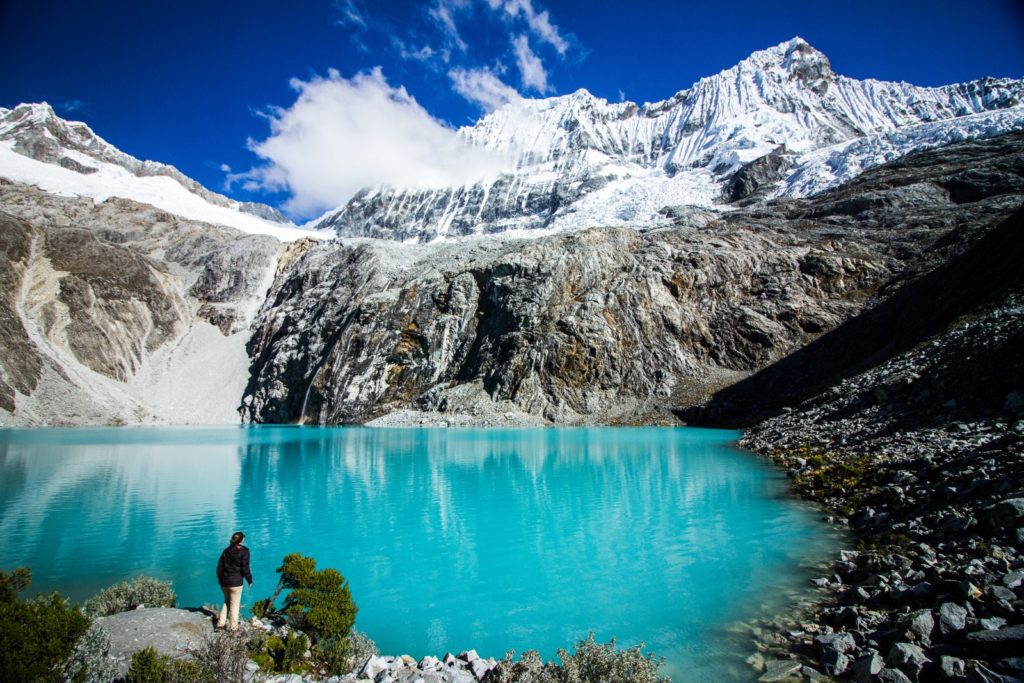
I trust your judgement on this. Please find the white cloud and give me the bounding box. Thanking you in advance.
[219,163,232,173]
[487,0,569,55]
[332,0,367,29]
[429,0,469,52]
[240,68,512,218]
[512,35,549,92]
[449,67,522,113]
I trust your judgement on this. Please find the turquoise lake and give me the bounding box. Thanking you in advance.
[0,426,839,680]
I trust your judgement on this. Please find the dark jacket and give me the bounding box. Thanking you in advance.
[216,544,252,588]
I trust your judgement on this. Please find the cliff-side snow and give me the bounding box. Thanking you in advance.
[316,38,1024,241]
[0,103,316,242]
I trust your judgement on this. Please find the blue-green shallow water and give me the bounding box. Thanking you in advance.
[0,426,839,680]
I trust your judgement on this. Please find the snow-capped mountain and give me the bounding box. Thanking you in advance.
[0,102,316,242]
[317,37,1024,241]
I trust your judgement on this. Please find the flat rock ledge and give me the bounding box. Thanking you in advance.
[96,607,215,674]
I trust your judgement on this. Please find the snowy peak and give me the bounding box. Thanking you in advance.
[316,37,1024,242]
[0,103,319,242]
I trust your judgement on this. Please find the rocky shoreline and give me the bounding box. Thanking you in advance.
[736,292,1024,681]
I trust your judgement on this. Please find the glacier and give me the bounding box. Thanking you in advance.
[316,37,1024,242]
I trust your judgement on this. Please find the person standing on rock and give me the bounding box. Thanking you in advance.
[216,531,252,631]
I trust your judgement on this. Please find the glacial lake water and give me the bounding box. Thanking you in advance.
[0,426,839,680]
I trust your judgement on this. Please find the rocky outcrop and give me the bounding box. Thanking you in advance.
[242,132,1024,426]
[0,180,282,425]
[723,147,790,203]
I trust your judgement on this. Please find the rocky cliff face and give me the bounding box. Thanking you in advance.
[241,132,1024,426]
[0,179,282,425]
[316,38,1024,241]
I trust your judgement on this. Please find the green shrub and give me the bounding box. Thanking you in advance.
[487,633,670,683]
[83,576,176,617]
[62,621,120,683]
[250,597,273,620]
[127,646,216,683]
[256,553,358,674]
[0,567,91,683]
[127,648,167,683]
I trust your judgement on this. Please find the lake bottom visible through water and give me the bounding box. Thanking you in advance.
[0,426,841,681]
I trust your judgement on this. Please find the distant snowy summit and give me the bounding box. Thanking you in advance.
[317,37,1024,241]
[0,102,316,242]
[2,38,1021,245]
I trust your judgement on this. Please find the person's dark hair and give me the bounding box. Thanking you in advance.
[230,531,245,545]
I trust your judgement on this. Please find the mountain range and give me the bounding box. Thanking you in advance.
[0,37,1022,426]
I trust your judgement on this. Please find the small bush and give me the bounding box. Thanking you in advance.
[127,648,167,683]
[257,553,358,674]
[0,567,91,683]
[62,621,120,683]
[187,630,248,683]
[127,646,216,683]
[335,630,379,673]
[83,576,176,617]
[486,633,670,683]
[247,632,310,675]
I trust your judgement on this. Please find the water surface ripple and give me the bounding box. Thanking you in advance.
[0,426,839,681]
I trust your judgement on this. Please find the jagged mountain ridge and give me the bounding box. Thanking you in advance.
[318,37,1024,242]
[0,103,316,242]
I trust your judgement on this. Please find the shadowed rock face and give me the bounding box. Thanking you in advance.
[241,132,1024,425]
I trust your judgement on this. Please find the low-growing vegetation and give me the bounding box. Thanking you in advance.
[126,646,214,683]
[486,633,670,683]
[82,575,177,617]
[0,567,91,683]
[61,621,120,683]
[3,559,670,683]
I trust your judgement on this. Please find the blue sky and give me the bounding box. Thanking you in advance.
[1,0,1023,218]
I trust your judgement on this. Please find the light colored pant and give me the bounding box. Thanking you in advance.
[217,585,243,630]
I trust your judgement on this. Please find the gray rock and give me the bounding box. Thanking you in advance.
[981,617,1008,630]
[362,655,390,680]
[901,610,935,644]
[940,656,966,680]
[821,650,850,676]
[469,658,493,679]
[758,659,803,682]
[815,631,857,655]
[852,653,885,683]
[988,498,1024,530]
[966,662,1024,683]
[879,667,915,683]
[95,607,213,668]
[887,642,931,682]
[967,625,1024,656]
[938,602,968,635]
[1003,571,1024,589]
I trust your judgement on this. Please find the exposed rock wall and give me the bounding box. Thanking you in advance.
[242,132,1024,426]
[0,180,282,425]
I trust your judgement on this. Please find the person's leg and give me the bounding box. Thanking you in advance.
[227,585,243,630]
[217,585,232,628]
